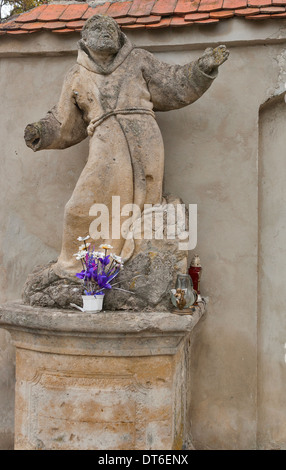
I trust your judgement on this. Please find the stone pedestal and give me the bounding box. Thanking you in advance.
[0,302,205,450]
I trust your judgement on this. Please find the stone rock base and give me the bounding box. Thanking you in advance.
[22,262,83,309]
[22,195,189,311]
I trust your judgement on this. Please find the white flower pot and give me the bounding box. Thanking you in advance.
[82,294,104,313]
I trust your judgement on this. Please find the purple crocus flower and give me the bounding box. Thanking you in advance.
[75,270,86,280]
[99,255,110,266]
[76,267,95,280]
[97,273,112,289]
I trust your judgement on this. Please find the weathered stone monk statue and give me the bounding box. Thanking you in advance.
[23,14,228,308]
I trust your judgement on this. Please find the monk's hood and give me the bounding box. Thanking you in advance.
[77,34,134,75]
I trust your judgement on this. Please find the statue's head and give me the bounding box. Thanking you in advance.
[81,14,123,55]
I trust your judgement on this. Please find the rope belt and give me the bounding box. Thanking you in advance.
[87,107,156,136]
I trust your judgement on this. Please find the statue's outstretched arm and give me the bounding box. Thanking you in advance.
[142,45,229,112]
[198,45,229,76]
[24,65,88,152]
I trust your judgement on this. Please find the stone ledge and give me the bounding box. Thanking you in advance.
[0,301,206,357]
[0,300,205,334]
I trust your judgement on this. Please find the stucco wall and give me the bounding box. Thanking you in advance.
[158,43,285,450]
[257,95,286,449]
[1,19,286,449]
[0,52,88,449]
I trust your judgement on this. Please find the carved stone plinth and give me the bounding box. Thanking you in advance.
[0,302,205,450]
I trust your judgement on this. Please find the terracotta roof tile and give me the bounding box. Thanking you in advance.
[21,22,44,30]
[170,16,190,25]
[6,29,29,34]
[196,17,220,22]
[15,4,48,23]
[245,13,271,18]
[37,4,67,22]
[66,20,85,29]
[2,1,286,36]
[270,11,286,16]
[136,15,162,23]
[128,0,156,17]
[106,1,132,18]
[185,12,210,19]
[0,21,19,30]
[121,23,146,29]
[151,0,178,15]
[59,4,88,21]
[174,0,200,14]
[82,4,111,19]
[235,7,260,14]
[55,28,77,34]
[248,0,271,5]
[42,21,67,30]
[210,9,235,17]
[116,17,137,25]
[199,0,223,12]
[145,17,171,26]
[260,6,286,12]
[222,0,247,8]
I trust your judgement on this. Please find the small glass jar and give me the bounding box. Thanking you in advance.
[171,273,196,309]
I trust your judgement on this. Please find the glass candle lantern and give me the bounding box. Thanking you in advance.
[171,273,196,309]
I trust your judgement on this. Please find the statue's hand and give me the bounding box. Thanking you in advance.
[24,123,42,151]
[198,45,229,75]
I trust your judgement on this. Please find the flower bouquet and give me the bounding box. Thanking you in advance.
[73,236,123,312]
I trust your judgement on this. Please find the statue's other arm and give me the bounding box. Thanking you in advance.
[142,46,229,112]
[24,65,88,152]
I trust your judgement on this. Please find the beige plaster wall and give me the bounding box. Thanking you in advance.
[1,20,286,449]
[257,96,286,450]
[0,53,88,449]
[158,43,282,450]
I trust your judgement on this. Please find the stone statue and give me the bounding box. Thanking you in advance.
[23,14,228,309]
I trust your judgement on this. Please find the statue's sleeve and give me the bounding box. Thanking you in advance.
[32,65,88,150]
[141,50,218,112]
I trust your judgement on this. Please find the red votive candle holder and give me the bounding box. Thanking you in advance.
[188,254,202,294]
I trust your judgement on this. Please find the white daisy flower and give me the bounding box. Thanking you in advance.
[73,251,87,259]
[77,235,90,241]
[79,243,90,251]
[112,254,123,264]
[99,244,113,250]
[93,251,105,258]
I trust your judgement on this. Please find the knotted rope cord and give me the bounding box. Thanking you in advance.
[87,107,156,136]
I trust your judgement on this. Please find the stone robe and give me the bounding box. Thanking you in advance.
[33,34,217,277]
